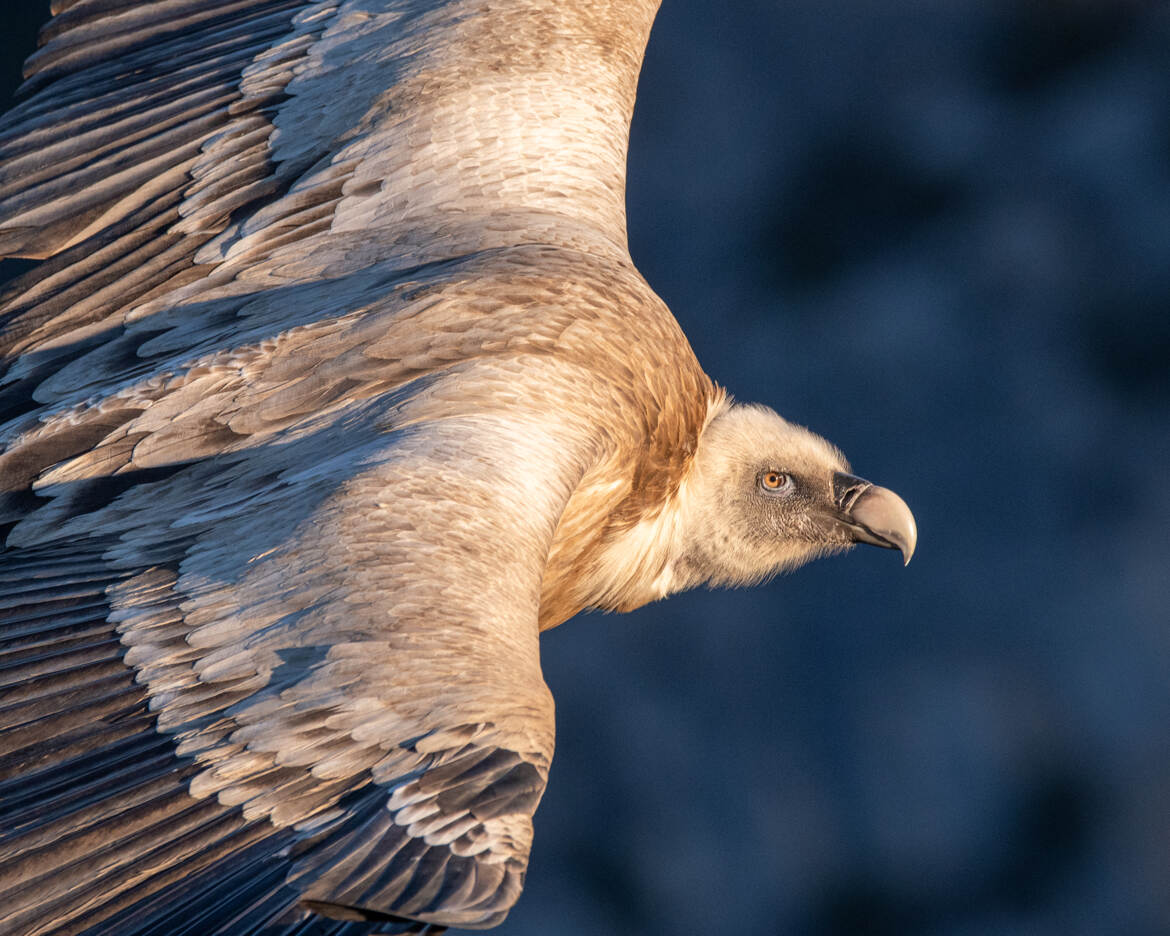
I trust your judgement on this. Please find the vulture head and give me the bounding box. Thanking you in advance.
[664,404,917,593]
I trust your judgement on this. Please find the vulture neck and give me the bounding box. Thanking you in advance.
[539,392,729,628]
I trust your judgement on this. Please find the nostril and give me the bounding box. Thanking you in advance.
[831,471,872,511]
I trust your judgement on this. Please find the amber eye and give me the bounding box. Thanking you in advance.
[759,471,792,493]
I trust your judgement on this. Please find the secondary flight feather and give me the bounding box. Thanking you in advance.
[0,1,916,933]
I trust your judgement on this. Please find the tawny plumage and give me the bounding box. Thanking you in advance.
[0,2,916,933]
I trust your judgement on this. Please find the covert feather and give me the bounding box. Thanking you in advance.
[0,2,915,933]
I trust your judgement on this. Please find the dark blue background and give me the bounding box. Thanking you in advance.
[3,2,1168,934]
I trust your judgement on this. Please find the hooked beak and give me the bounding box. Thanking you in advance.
[832,472,917,565]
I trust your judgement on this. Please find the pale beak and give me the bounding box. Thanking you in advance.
[832,472,918,565]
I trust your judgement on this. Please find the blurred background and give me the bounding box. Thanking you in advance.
[3,1,1168,934]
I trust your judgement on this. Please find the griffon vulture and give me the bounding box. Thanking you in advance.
[0,1,916,933]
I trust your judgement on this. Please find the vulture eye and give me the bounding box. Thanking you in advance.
[759,471,792,493]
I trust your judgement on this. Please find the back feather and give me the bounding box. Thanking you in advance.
[0,2,713,934]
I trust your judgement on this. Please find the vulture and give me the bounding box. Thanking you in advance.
[0,1,916,934]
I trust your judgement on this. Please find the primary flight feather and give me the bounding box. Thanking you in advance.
[0,1,916,933]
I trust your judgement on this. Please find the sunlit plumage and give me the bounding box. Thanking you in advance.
[0,2,914,933]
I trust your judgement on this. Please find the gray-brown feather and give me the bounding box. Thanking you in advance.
[0,1,710,933]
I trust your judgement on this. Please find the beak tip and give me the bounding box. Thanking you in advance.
[900,518,918,567]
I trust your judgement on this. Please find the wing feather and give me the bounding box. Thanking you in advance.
[0,1,696,932]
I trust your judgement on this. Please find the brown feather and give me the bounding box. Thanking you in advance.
[0,2,914,933]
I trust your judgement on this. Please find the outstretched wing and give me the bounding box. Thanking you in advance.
[0,0,658,408]
[0,0,664,932]
[0,393,583,935]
